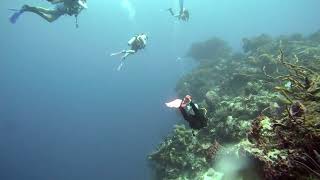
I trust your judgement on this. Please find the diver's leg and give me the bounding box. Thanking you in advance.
[121,50,135,60]
[179,0,184,13]
[121,52,130,60]
[117,60,125,71]
[110,50,126,57]
[167,8,175,16]
[23,5,62,22]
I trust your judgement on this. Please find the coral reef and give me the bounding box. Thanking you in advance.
[148,125,213,180]
[149,31,320,180]
[186,37,232,63]
[244,50,320,179]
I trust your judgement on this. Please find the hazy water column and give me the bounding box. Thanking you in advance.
[1,1,320,180]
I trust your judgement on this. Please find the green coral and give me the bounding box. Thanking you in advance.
[149,125,210,179]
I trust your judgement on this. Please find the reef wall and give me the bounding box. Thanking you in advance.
[149,30,320,180]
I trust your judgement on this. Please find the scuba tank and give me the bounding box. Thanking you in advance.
[128,36,137,46]
[139,34,147,45]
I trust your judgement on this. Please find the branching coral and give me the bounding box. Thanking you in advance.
[293,151,320,178]
[205,140,222,161]
[263,50,320,103]
[243,49,320,179]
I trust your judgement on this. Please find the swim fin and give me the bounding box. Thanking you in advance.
[9,9,24,24]
[166,99,183,108]
[117,61,124,71]
[179,0,184,12]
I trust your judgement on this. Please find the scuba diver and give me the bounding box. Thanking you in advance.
[166,95,208,130]
[179,95,208,130]
[9,0,88,27]
[110,33,148,71]
[167,0,189,21]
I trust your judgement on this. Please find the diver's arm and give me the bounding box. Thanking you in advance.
[167,8,180,18]
[47,0,64,4]
[190,102,200,115]
[179,107,190,122]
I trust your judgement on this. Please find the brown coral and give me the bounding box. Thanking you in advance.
[205,140,222,161]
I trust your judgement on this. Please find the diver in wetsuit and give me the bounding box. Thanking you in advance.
[179,95,208,130]
[167,0,190,22]
[9,0,87,27]
[110,33,148,71]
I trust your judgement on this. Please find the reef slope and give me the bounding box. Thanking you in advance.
[149,31,320,180]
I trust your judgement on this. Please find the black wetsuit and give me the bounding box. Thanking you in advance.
[131,36,145,52]
[179,102,208,130]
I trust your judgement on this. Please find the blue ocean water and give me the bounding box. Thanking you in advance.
[0,0,319,179]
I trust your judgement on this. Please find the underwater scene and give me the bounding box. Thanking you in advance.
[1,0,320,180]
